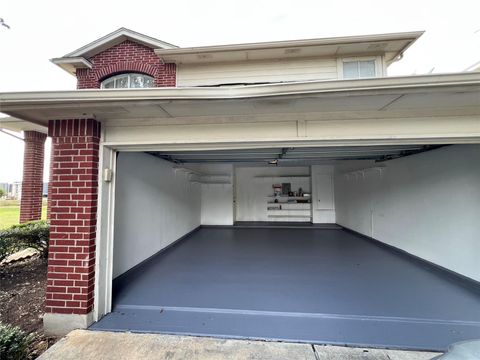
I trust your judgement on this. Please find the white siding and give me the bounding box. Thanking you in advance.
[334,145,480,282]
[177,58,338,86]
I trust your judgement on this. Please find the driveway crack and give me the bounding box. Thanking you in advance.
[311,344,320,360]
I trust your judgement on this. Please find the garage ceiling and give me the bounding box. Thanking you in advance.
[149,145,442,164]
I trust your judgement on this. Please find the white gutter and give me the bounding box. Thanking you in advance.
[154,31,424,56]
[1,73,479,106]
[464,60,480,72]
[0,129,24,141]
[51,57,93,68]
[0,116,48,133]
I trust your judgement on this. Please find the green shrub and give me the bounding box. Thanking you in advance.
[0,322,34,360]
[0,220,49,262]
[0,234,17,263]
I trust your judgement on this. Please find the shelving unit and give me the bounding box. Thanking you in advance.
[267,195,310,200]
[190,176,231,185]
[266,196,312,222]
[259,174,312,222]
[255,175,310,178]
[173,167,232,185]
[267,201,311,220]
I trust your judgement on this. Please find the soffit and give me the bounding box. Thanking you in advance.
[1,73,479,127]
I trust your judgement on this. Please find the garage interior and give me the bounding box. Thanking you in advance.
[91,143,480,351]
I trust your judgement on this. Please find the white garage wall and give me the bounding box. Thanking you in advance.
[201,184,233,225]
[113,153,201,278]
[334,145,480,282]
[186,164,234,225]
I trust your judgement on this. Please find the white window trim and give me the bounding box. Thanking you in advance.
[337,56,384,79]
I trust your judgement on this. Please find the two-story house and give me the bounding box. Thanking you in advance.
[0,28,479,351]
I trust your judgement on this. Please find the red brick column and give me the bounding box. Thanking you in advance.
[20,131,47,223]
[46,119,101,317]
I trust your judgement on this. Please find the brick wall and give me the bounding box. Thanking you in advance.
[46,119,100,315]
[20,131,47,223]
[76,40,176,89]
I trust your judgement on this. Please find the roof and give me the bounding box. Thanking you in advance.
[154,31,424,65]
[51,28,177,75]
[465,60,480,72]
[1,72,479,131]
[51,29,423,76]
[0,116,47,133]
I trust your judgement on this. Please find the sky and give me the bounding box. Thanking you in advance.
[0,0,479,182]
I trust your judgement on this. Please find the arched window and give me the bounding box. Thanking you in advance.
[101,73,155,89]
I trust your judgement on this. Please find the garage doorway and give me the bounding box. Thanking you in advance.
[92,144,480,351]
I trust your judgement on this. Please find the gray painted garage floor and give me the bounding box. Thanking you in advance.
[91,227,480,351]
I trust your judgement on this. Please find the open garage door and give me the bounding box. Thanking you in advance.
[91,143,480,351]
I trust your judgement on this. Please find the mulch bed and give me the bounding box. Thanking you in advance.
[0,256,57,359]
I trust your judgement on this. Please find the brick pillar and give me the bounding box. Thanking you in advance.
[45,119,100,328]
[20,131,47,223]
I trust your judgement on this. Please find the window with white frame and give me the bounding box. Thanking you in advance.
[342,59,376,79]
[101,73,155,89]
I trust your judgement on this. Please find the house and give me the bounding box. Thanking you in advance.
[0,183,8,196]
[0,28,479,351]
[10,181,22,200]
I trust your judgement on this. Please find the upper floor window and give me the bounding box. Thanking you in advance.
[101,73,155,89]
[342,59,376,79]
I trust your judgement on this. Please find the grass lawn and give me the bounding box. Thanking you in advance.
[0,199,47,229]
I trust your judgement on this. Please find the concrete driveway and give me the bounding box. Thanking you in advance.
[38,330,440,360]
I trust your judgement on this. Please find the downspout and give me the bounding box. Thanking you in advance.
[391,52,404,64]
[385,51,404,77]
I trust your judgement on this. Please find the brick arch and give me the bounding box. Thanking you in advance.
[95,62,158,82]
[76,40,176,89]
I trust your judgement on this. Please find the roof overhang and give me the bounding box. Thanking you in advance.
[1,73,479,130]
[0,116,47,133]
[50,57,93,76]
[52,28,177,76]
[154,31,424,65]
[465,60,480,72]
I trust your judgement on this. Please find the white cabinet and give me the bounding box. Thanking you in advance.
[266,198,312,222]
